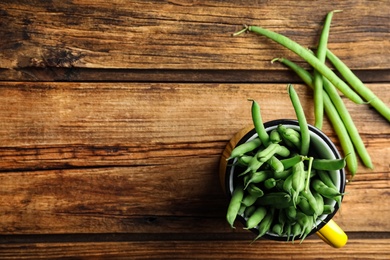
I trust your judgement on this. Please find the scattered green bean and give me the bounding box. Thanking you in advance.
[326,49,390,122]
[234,25,366,104]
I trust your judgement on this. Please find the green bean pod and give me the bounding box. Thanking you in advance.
[249,99,270,145]
[242,193,258,207]
[228,138,262,160]
[245,206,267,229]
[323,204,335,214]
[280,155,304,170]
[312,158,346,171]
[317,170,337,190]
[312,179,342,199]
[264,178,277,189]
[267,156,284,173]
[237,25,366,104]
[244,170,271,189]
[326,49,390,122]
[253,208,275,242]
[256,192,292,209]
[270,129,282,143]
[274,169,292,180]
[246,183,264,198]
[226,184,245,228]
[291,222,302,243]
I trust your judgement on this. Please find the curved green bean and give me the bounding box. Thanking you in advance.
[226,184,244,228]
[249,99,270,145]
[326,49,390,122]
[288,84,310,156]
[235,26,366,104]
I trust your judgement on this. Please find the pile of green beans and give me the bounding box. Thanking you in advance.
[226,89,345,243]
[233,10,390,177]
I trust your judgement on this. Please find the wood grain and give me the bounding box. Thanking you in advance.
[0,82,388,235]
[0,238,389,259]
[1,0,389,70]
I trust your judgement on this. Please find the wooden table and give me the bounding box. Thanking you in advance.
[0,1,389,259]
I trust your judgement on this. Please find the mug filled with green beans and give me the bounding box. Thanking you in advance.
[219,86,348,248]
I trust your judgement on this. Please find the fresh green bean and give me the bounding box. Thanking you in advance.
[253,208,275,242]
[249,99,270,145]
[312,157,346,171]
[296,212,314,243]
[317,170,337,190]
[274,168,292,180]
[323,204,335,214]
[226,184,244,228]
[256,192,292,209]
[272,223,284,236]
[264,178,277,189]
[234,26,366,104]
[244,205,256,218]
[288,84,310,156]
[312,179,342,198]
[277,124,301,150]
[312,10,341,129]
[287,205,297,218]
[313,190,324,217]
[247,183,264,198]
[272,57,359,175]
[267,156,284,173]
[238,156,264,177]
[322,77,373,169]
[242,193,259,207]
[291,222,302,243]
[236,155,253,167]
[291,161,306,206]
[270,129,282,143]
[301,188,319,218]
[280,155,304,170]
[326,49,390,122]
[245,206,267,229]
[283,173,294,195]
[228,138,262,160]
[244,170,271,189]
[298,196,315,216]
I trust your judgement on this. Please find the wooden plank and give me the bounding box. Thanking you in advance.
[0,165,389,234]
[1,0,389,70]
[0,82,388,234]
[0,238,389,259]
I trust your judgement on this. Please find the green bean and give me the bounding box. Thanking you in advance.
[264,178,277,189]
[244,170,271,188]
[322,77,373,169]
[242,193,258,207]
[266,156,284,173]
[292,161,306,206]
[228,138,262,160]
[326,49,390,122]
[312,179,342,199]
[253,208,275,242]
[317,170,337,190]
[244,205,256,218]
[277,124,301,150]
[291,222,302,243]
[270,129,282,143]
[236,155,253,167]
[304,157,314,192]
[273,58,359,175]
[284,222,292,242]
[282,173,294,195]
[249,99,270,145]
[272,223,284,237]
[312,157,346,171]
[280,155,304,170]
[312,10,341,129]
[256,192,292,209]
[238,156,263,177]
[226,184,244,228]
[296,212,314,243]
[288,84,310,156]
[245,206,267,229]
[256,143,280,161]
[238,204,246,215]
[278,208,287,232]
[323,204,335,214]
[313,190,324,217]
[274,168,292,180]
[286,205,297,221]
[298,196,315,216]
[301,188,319,218]
[234,25,366,104]
[247,183,264,198]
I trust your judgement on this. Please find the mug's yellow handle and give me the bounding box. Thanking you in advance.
[316,219,348,248]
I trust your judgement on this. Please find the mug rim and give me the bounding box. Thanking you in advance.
[225,119,346,241]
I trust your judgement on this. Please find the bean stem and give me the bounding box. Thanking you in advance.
[326,49,390,122]
[235,25,365,104]
[288,84,310,156]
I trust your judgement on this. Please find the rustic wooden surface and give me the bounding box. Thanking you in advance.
[0,0,389,259]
